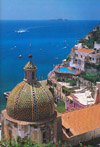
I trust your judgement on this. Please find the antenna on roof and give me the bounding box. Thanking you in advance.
[29,43,32,54]
[29,43,32,60]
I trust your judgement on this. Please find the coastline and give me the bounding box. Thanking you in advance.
[0,20,99,113]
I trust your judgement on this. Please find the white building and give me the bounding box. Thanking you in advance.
[70,48,100,71]
[89,53,100,63]
[94,41,100,49]
[84,35,89,40]
[73,43,82,50]
[70,48,94,71]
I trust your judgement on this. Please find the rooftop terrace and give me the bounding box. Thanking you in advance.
[74,91,94,105]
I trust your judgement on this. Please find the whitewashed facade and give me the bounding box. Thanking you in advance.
[94,41,100,49]
[73,43,82,50]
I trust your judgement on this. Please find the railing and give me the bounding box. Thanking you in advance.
[66,102,75,111]
[69,94,85,107]
[70,93,77,99]
[66,98,85,111]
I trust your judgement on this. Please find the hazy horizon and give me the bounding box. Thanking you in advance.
[0,19,100,21]
[1,0,100,21]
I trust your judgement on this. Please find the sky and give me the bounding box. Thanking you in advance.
[0,0,100,20]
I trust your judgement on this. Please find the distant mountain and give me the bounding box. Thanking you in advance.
[49,19,68,21]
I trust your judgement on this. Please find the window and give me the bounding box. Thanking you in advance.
[66,129,73,137]
[34,125,37,128]
[32,72,34,79]
[14,123,17,127]
[97,50,99,53]
[25,71,27,79]
[43,132,46,143]
[69,100,73,104]
[62,126,73,137]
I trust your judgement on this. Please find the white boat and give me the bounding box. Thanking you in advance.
[56,57,58,60]
[19,54,22,58]
[15,30,28,33]
[64,46,67,49]
[4,91,11,100]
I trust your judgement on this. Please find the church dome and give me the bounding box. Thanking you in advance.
[6,58,54,122]
[6,81,54,122]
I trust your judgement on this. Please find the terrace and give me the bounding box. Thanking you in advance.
[54,65,79,75]
[65,90,95,111]
[65,93,85,111]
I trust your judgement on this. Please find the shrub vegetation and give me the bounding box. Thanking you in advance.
[0,137,94,147]
[80,71,100,84]
[65,79,77,86]
[56,101,66,113]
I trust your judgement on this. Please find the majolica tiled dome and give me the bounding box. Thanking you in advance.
[6,81,54,122]
[6,59,54,122]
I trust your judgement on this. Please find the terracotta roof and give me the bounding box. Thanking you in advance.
[61,104,100,135]
[76,48,94,53]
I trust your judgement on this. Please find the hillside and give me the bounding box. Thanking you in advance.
[79,22,100,49]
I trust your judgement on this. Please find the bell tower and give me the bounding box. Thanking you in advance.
[24,54,37,84]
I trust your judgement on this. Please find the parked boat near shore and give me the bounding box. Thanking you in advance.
[3,91,11,100]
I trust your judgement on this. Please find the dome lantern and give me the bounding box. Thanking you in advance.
[24,55,37,84]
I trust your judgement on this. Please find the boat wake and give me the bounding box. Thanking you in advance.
[15,29,29,33]
[15,25,53,33]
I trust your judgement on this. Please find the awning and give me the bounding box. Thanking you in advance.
[67,95,73,101]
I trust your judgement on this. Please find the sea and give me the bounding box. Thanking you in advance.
[0,20,99,112]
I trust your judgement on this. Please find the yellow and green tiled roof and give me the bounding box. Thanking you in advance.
[24,61,36,69]
[6,81,54,122]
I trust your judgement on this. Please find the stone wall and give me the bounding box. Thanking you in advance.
[57,116,62,141]
[64,128,100,146]
[1,110,57,144]
[86,67,98,75]
[55,72,73,81]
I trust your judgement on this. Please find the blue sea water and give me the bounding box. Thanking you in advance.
[0,20,99,111]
